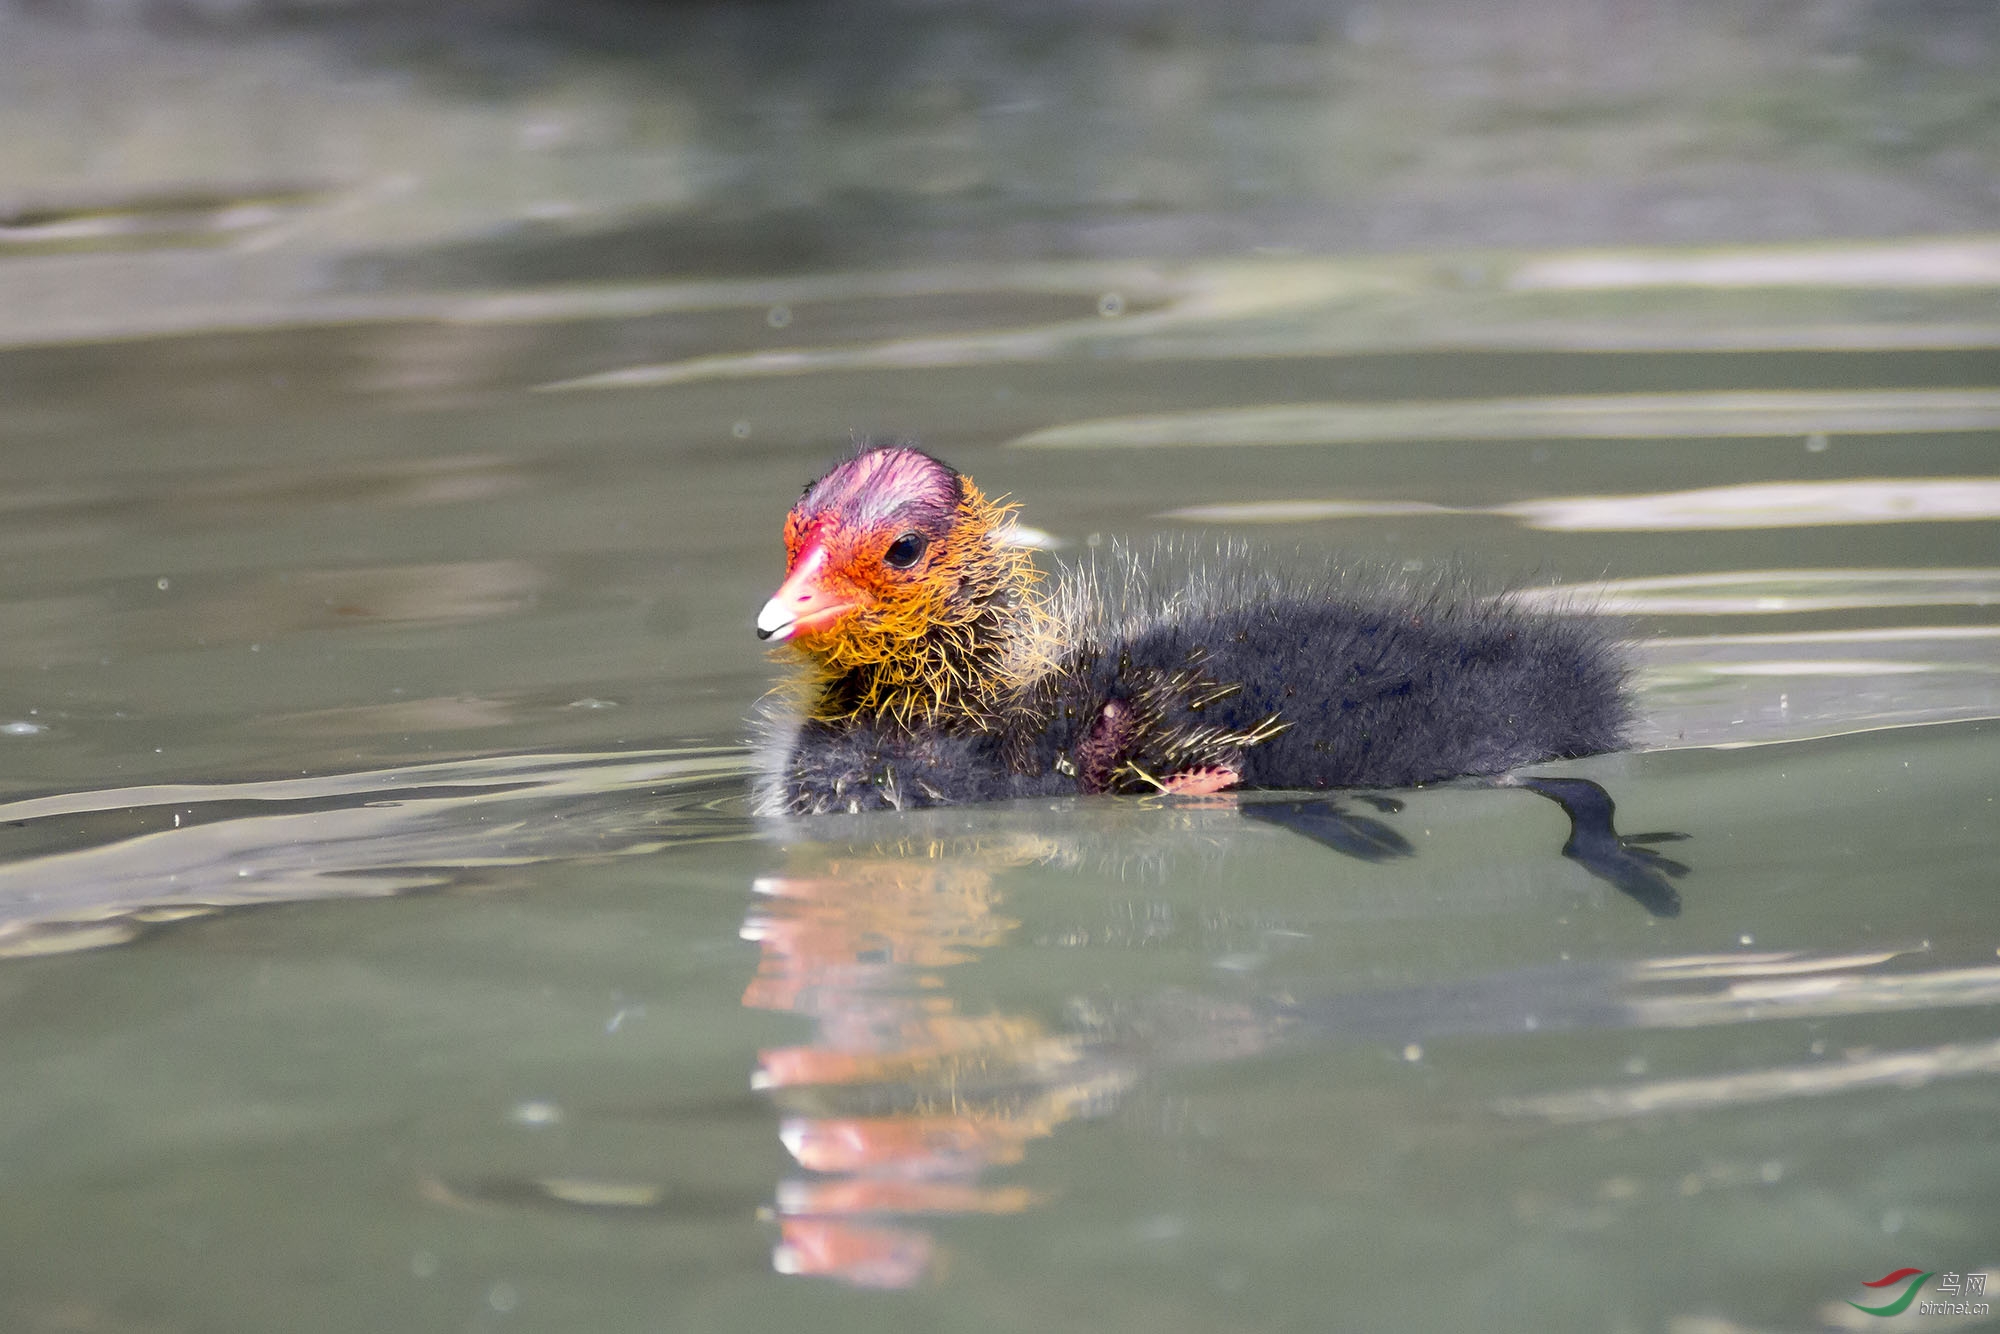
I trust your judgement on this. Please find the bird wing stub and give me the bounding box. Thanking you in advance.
[1069,660,1289,797]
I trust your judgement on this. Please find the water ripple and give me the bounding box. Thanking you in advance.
[1165,479,2000,530]
[1497,1034,2000,1123]
[1016,391,2000,449]
[1507,568,2000,615]
[0,747,752,958]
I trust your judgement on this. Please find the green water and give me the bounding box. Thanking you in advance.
[2,4,1998,1331]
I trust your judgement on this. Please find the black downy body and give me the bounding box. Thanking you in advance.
[768,544,1628,809]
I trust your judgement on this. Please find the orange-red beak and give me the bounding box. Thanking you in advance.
[756,535,859,644]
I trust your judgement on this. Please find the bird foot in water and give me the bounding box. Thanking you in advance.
[1510,776,1690,918]
[1244,778,1689,917]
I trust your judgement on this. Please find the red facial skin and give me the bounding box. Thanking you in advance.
[758,446,965,652]
[761,523,861,643]
[758,445,1050,730]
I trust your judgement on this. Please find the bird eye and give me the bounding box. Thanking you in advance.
[882,532,929,569]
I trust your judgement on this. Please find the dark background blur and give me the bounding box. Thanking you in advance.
[4,0,1996,345]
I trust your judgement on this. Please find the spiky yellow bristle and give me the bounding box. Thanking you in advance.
[788,484,1057,732]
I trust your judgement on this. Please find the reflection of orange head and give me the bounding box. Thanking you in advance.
[755,445,1049,729]
[746,837,1083,1290]
[741,858,1017,1011]
[783,1114,1035,1176]
[775,1218,935,1289]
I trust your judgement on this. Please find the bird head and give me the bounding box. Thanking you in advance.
[757,444,1044,726]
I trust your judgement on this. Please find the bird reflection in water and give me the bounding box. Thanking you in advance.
[738,776,1690,1286]
[740,831,1137,1288]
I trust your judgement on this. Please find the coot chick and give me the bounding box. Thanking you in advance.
[753,443,1629,818]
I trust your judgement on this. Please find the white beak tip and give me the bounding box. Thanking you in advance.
[756,598,796,642]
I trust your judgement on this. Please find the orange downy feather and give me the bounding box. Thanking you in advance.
[780,482,1057,732]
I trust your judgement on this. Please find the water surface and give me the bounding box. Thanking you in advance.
[1,5,1997,1331]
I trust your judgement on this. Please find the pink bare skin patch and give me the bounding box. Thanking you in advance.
[1158,765,1241,796]
[1075,697,1135,794]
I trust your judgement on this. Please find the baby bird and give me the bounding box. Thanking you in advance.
[753,443,1629,818]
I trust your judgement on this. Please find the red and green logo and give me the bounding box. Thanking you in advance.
[1849,1268,1934,1317]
